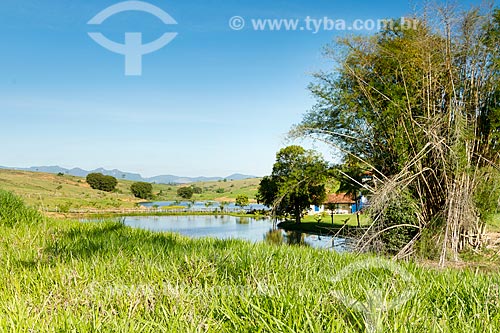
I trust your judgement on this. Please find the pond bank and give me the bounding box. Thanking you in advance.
[278,220,369,238]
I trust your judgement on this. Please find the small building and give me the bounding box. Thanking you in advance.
[308,193,357,215]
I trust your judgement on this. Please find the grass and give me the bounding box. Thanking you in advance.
[0,168,260,212]
[277,214,371,237]
[2,190,500,332]
[301,213,371,226]
[487,213,500,232]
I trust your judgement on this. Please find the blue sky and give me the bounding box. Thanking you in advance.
[0,0,491,177]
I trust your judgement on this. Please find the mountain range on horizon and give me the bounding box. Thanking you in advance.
[0,165,257,184]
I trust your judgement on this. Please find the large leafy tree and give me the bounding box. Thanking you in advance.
[86,173,117,192]
[257,145,329,224]
[292,7,500,262]
[177,187,194,200]
[130,182,153,200]
[235,194,249,209]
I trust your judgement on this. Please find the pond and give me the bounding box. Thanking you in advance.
[120,215,351,251]
[139,201,270,213]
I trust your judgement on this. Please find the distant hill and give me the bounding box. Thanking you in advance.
[0,166,257,184]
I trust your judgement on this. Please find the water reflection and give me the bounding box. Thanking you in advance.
[264,229,284,245]
[85,215,351,251]
[140,201,270,213]
[285,231,308,246]
[237,217,250,224]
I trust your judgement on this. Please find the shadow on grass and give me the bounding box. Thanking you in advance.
[43,222,183,262]
[278,221,368,238]
[41,221,253,264]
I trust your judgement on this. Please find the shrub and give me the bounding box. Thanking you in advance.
[474,167,500,223]
[235,194,249,208]
[86,173,117,192]
[373,192,419,255]
[131,182,153,200]
[177,187,194,199]
[58,201,72,213]
[192,186,203,194]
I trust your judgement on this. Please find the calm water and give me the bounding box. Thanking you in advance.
[121,215,350,251]
[140,201,269,212]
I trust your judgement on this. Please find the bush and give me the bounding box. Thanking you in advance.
[58,201,72,213]
[375,193,419,255]
[474,167,500,223]
[235,194,249,208]
[177,187,194,199]
[0,190,42,227]
[192,186,203,194]
[86,173,117,192]
[131,182,153,200]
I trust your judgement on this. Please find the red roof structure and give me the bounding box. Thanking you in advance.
[325,193,355,204]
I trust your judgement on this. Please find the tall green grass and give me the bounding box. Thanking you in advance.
[0,191,499,332]
[0,190,43,227]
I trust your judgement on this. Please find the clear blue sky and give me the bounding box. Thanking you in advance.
[0,0,490,177]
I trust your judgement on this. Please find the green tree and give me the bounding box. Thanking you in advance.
[292,7,500,261]
[177,187,194,199]
[257,145,329,224]
[86,173,117,192]
[130,182,153,200]
[235,195,249,209]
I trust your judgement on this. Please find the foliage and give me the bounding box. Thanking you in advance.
[86,173,118,192]
[235,194,249,208]
[192,186,203,194]
[2,194,500,331]
[0,190,42,227]
[177,186,194,199]
[130,182,153,200]
[474,167,500,223]
[372,192,420,255]
[257,145,329,224]
[219,201,228,212]
[293,6,500,262]
[58,201,72,213]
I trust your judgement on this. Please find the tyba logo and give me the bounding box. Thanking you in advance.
[88,1,177,76]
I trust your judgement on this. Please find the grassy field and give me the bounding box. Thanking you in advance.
[0,169,260,212]
[1,190,500,332]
